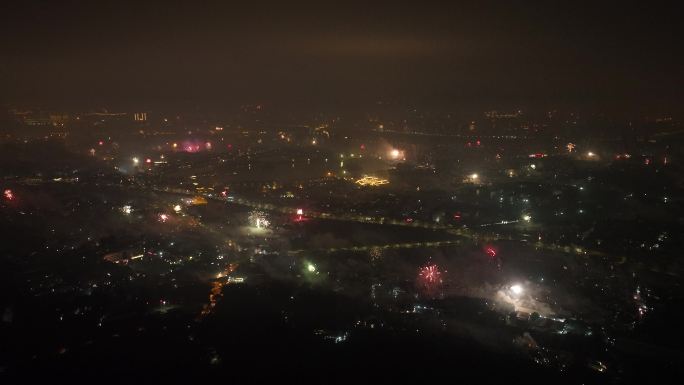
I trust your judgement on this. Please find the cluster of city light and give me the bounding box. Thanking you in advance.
[3,189,14,201]
[355,176,389,187]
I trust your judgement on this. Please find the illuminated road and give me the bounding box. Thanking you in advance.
[157,187,622,263]
[287,239,464,256]
[16,178,623,264]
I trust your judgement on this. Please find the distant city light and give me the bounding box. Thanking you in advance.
[390,149,401,159]
[296,208,304,216]
[522,214,532,222]
[159,213,169,222]
[587,151,595,157]
[173,205,182,213]
[4,189,14,201]
[307,263,316,273]
[132,157,140,165]
[121,205,132,215]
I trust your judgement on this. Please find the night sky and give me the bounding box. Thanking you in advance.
[1,1,682,113]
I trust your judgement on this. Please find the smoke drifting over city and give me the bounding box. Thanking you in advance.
[1,1,684,384]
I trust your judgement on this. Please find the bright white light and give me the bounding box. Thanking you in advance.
[173,205,182,213]
[249,210,270,229]
[122,205,132,215]
[523,214,532,222]
[390,149,400,159]
[296,208,304,216]
[159,213,169,222]
[470,173,479,180]
[510,284,523,295]
[530,164,536,169]
[132,157,140,165]
[587,151,595,157]
[307,263,316,272]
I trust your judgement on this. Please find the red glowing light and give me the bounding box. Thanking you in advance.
[405,218,414,223]
[145,158,152,164]
[476,140,481,146]
[419,264,441,284]
[453,212,461,220]
[360,144,366,150]
[98,140,104,146]
[293,215,308,223]
[4,189,14,200]
[485,247,497,258]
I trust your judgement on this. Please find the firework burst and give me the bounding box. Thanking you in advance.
[248,210,270,229]
[419,264,441,284]
[417,263,443,298]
